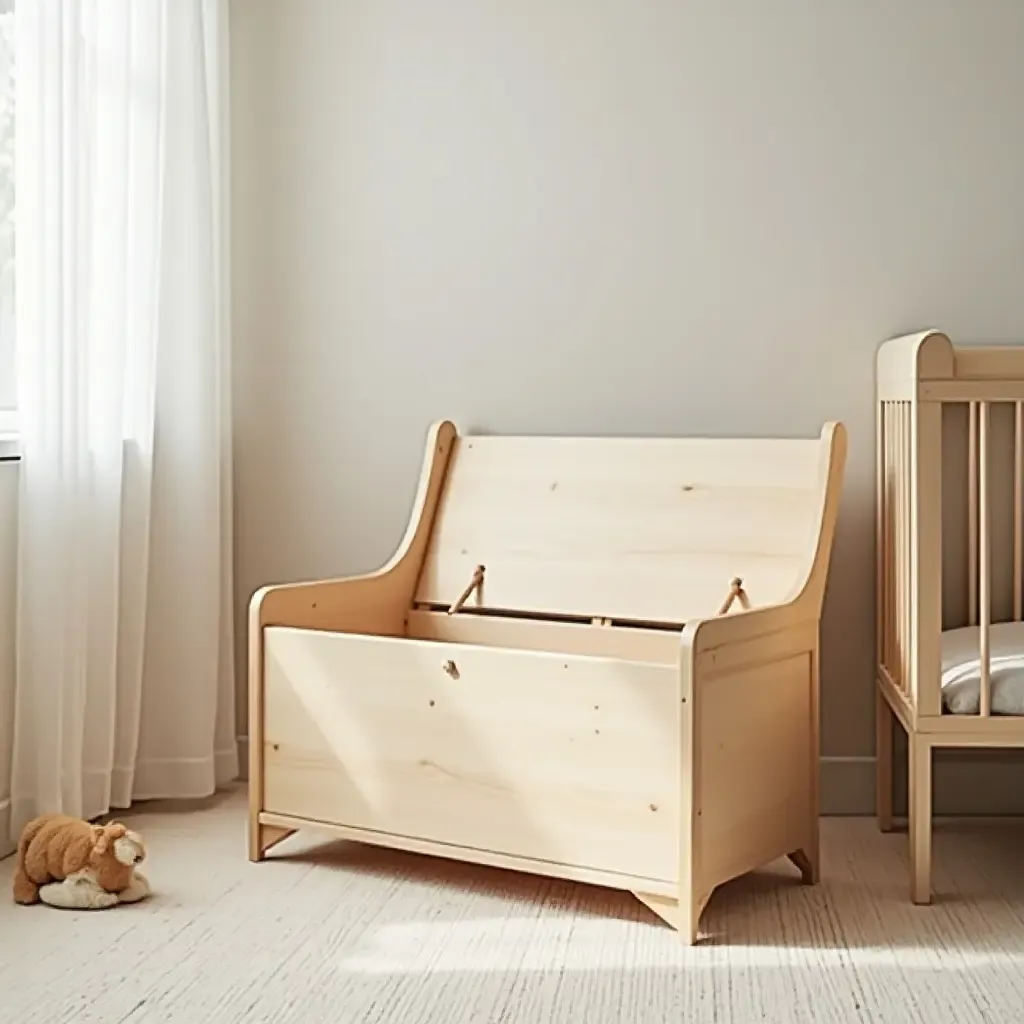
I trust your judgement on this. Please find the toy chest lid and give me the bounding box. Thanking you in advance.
[413,429,835,628]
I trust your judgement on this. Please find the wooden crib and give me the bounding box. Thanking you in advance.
[877,329,1024,903]
[248,418,847,944]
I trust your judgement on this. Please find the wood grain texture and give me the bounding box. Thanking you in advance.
[262,626,680,885]
[414,432,831,625]
[250,419,847,942]
[248,420,458,861]
[696,653,816,894]
[405,608,681,664]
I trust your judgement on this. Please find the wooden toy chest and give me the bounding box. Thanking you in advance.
[248,419,847,943]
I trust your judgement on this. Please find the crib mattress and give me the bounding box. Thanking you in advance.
[942,622,1024,715]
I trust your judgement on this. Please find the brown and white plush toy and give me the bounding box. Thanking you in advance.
[13,814,151,910]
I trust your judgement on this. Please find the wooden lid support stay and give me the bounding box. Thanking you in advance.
[447,566,751,620]
[448,564,486,615]
[717,577,750,616]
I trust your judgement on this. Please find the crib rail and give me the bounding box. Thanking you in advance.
[878,384,1024,720]
[877,331,1024,909]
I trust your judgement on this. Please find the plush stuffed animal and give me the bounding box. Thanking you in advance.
[13,813,151,910]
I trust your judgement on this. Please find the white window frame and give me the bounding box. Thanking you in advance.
[0,409,17,460]
[0,425,17,462]
[0,0,15,455]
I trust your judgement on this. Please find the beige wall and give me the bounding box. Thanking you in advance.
[228,0,1024,812]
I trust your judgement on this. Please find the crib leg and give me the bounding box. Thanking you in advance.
[875,689,894,832]
[908,735,933,905]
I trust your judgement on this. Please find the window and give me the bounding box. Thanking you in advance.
[0,1,13,436]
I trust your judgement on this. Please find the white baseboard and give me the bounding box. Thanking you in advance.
[237,736,249,781]
[822,750,1024,816]
[0,796,12,861]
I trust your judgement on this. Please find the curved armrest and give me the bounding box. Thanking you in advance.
[250,419,459,639]
[683,599,815,655]
[251,570,408,637]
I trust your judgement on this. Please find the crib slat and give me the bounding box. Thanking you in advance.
[1015,402,1023,621]
[884,403,893,676]
[911,399,943,718]
[901,402,911,691]
[968,401,979,627]
[895,403,904,688]
[979,401,991,718]
[890,401,898,682]
[897,399,905,688]
[876,399,886,664]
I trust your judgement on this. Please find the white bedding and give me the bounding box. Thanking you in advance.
[942,621,1024,715]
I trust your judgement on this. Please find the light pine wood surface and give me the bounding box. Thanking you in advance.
[249,418,847,943]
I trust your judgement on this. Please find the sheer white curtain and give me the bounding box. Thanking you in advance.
[9,0,237,842]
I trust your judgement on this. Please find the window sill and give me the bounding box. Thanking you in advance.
[0,431,20,460]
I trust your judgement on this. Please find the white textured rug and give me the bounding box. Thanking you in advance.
[2,788,1024,1023]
